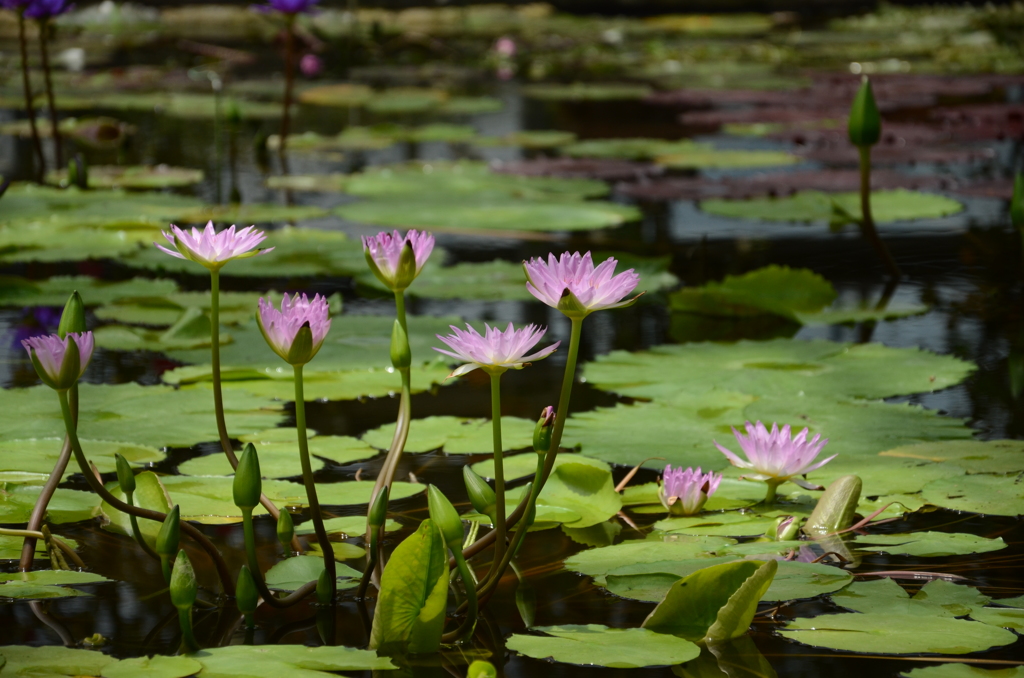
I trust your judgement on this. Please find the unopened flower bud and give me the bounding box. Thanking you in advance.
[848,76,881,148]
[316,568,333,605]
[169,549,197,611]
[533,406,555,454]
[369,487,389,529]
[57,291,86,339]
[276,509,294,549]
[1011,173,1024,231]
[468,661,497,678]
[390,319,411,370]
[427,485,464,550]
[236,565,258,617]
[155,505,181,559]
[462,466,496,521]
[114,453,135,495]
[233,443,262,512]
[286,322,315,366]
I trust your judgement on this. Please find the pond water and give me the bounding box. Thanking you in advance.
[1,3,1024,677]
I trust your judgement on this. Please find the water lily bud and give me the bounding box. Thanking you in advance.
[316,568,333,605]
[390,319,411,370]
[467,661,497,678]
[169,549,197,610]
[57,291,86,339]
[25,332,92,392]
[276,509,294,549]
[777,515,803,541]
[427,485,464,550]
[395,241,419,291]
[236,565,258,616]
[114,453,135,495]
[1011,173,1024,231]
[286,322,315,366]
[155,505,181,559]
[805,475,862,536]
[533,406,555,454]
[848,76,881,148]
[233,443,263,512]
[369,486,389,529]
[462,466,496,520]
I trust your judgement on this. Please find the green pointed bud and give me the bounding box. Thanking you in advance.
[236,565,258,616]
[533,406,555,455]
[848,76,881,148]
[55,334,82,392]
[805,475,862,537]
[467,661,497,678]
[233,443,262,512]
[57,291,86,339]
[1011,173,1024,231]
[395,241,418,291]
[114,453,135,495]
[390,319,411,370]
[369,486,389,529]
[169,549,197,610]
[286,322,315,366]
[462,466,496,521]
[427,485,464,550]
[555,287,590,319]
[155,505,181,558]
[778,515,803,541]
[316,568,333,605]
[276,509,294,549]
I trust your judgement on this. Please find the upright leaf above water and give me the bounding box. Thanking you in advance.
[369,519,449,655]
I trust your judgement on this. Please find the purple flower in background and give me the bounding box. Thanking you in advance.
[362,229,435,292]
[252,0,318,14]
[22,331,93,390]
[433,322,559,378]
[300,53,322,77]
[716,421,835,499]
[523,251,642,319]
[659,466,721,516]
[257,293,331,365]
[494,36,516,58]
[24,0,73,19]
[155,222,272,271]
[1,0,33,10]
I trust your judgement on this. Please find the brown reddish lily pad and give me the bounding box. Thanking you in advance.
[798,145,996,167]
[492,158,663,182]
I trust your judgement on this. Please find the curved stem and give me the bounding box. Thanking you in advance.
[440,549,478,644]
[356,527,379,600]
[294,364,336,599]
[240,508,313,608]
[857,146,901,279]
[487,372,506,576]
[125,490,160,560]
[56,390,236,596]
[16,9,44,182]
[37,19,61,167]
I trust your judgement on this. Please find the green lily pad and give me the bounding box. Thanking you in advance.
[101,471,171,542]
[296,515,401,536]
[0,484,100,524]
[522,83,654,101]
[670,266,837,320]
[95,290,336,327]
[531,456,622,528]
[879,440,1024,474]
[564,138,706,161]
[901,667,1024,678]
[178,436,379,478]
[921,474,1024,516]
[0,383,283,449]
[93,315,231,351]
[0,535,78,561]
[264,554,360,591]
[402,124,478,143]
[805,454,965,496]
[101,655,202,678]
[365,88,448,114]
[0,276,177,308]
[46,165,203,190]
[298,83,374,107]
[657,148,801,169]
[0,184,203,229]
[438,96,503,115]
[0,438,163,480]
[0,581,93,600]
[564,537,738,579]
[0,571,108,600]
[188,645,396,675]
[475,130,577,149]
[506,625,699,668]
[362,415,535,454]
[0,646,117,676]
[654,511,788,537]
[701,190,964,225]
[851,532,1006,557]
[0,228,147,264]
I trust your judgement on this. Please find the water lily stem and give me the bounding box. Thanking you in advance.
[240,507,316,608]
[294,364,336,600]
[178,608,199,653]
[858,145,901,279]
[489,372,507,574]
[56,389,236,597]
[279,15,296,159]
[356,526,380,600]
[16,9,45,182]
[37,18,61,168]
[125,489,160,560]
[210,271,296,547]
[440,549,478,644]
[763,480,781,505]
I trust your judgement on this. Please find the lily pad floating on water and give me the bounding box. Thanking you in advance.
[565,537,737,579]
[475,130,577,149]
[701,189,964,225]
[506,625,699,668]
[94,290,333,327]
[46,165,203,190]
[264,554,360,591]
[850,531,1006,557]
[657,147,801,170]
[879,439,1024,474]
[187,645,396,675]
[921,474,1024,517]
[0,438,163,480]
[0,184,203,229]
[0,484,100,525]
[0,275,177,308]
[297,515,402,537]
[901,667,1024,678]
[0,570,110,600]
[178,435,378,478]
[522,83,654,101]
[362,415,535,454]
[101,655,203,678]
[0,646,117,677]
[298,82,375,107]
[564,138,707,161]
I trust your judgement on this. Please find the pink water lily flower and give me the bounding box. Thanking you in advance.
[257,293,331,366]
[433,322,559,378]
[155,222,273,271]
[22,332,94,391]
[716,421,835,501]
[523,251,642,319]
[362,229,435,292]
[659,466,721,516]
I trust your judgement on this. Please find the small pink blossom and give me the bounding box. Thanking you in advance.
[494,36,516,58]
[257,293,331,365]
[523,251,642,318]
[715,421,835,491]
[362,229,435,292]
[433,322,559,378]
[22,332,94,390]
[155,222,272,271]
[659,466,721,516]
[300,53,322,77]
